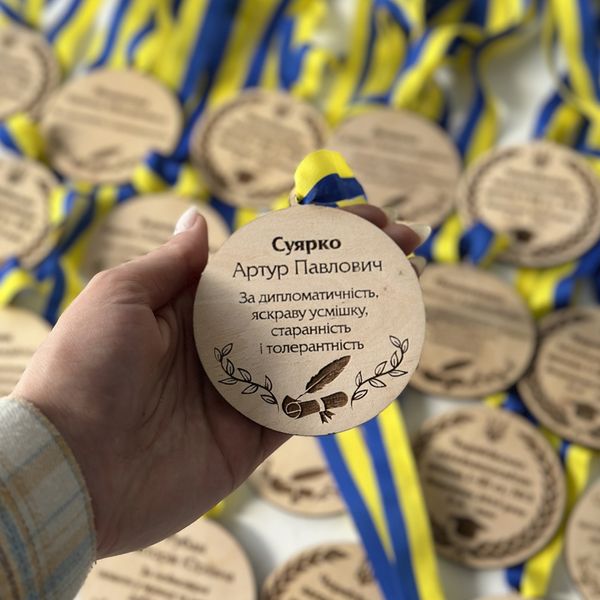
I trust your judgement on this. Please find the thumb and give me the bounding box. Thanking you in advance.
[115,207,209,310]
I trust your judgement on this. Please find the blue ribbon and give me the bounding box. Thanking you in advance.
[499,388,575,594]
[0,1,26,24]
[415,221,498,264]
[554,240,600,308]
[298,173,366,207]
[0,123,22,155]
[319,434,406,600]
[126,12,157,64]
[47,0,82,44]
[362,417,420,600]
[244,0,291,88]
[88,0,133,69]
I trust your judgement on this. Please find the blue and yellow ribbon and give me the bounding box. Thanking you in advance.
[323,0,379,125]
[320,403,445,600]
[516,239,600,318]
[292,150,367,208]
[267,0,332,100]
[416,213,509,266]
[46,0,105,74]
[82,0,171,72]
[294,150,443,600]
[0,0,43,28]
[0,113,44,159]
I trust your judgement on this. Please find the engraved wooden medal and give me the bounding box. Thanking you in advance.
[190,89,328,209]
[328,109,461,225]
[566,480,600,600]
[456,141,600,267]
[518,307,600,450]
[0,24,60,119]
[79,518,256,600]
[41,69,182,185]
[410,264,536,399]
[0,156,58,268]
[193,205,425,436]
[250,436,345,516]
[414,406,566,569]
[261,543,382,600]
[83,194,230,276]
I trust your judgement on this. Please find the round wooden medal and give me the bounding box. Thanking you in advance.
[0,24,60,119]
[0,156,57,266]
[261,543,381,600]
[190,89,328,209]
[409,264,536,399]
[0,307,50,396]
[250,436,345,516]
[518,307,600,450]
[328,109,461,225]
[79,518,256,600]
[193,205,425,436]
[414,406,566,569]
[83,194,230,276]
[456,141,600,267]
[529,305,600,337]
[565,480,600,600]
[41,69,182,185]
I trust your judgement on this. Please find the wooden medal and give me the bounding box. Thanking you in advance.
[0,156,58,267]
[527,305,600,337]
[41,69,182,185]
[83,194,230,276]
[566,480,600,600]
[0,307,50,396]
[79,518,256,600]
[518,307,600,450]
[0,24,60,119]
[250,436,345,516]
[410,264,536,399]
[328,109,461,226]
[456,141,600,267]
[414,406,566,569]
[190,89,328,209]
[193,205,425,436]
[261,543,381,600]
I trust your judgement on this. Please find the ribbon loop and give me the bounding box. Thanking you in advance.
[292,150,368,207]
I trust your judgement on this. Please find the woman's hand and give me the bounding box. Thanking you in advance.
[15,205,425,559]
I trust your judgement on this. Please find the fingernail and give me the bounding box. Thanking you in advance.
[396,222,432,247]
[173,207,199,235]
[409,255,427,277]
